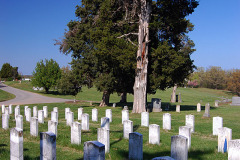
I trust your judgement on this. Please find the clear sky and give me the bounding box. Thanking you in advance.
[0,0,239,75]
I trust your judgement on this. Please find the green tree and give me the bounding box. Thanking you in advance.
[0,63,13,80]
[57,66,81,102]
[32,59,61,93]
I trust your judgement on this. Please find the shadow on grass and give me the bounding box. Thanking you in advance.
[133,125,140,132]
[189,149,215,160]
[110,137,123,146]
[24,155,40,160]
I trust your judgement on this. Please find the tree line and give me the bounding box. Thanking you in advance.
[188,66,240,96]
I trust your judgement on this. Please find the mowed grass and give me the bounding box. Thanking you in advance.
[0,99,240,159]
[0,89,15,102]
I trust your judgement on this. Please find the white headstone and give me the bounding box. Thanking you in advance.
[197,103,201,112]
[215,101,219,107]
[26,108,31,122]
[101,117,110,130]
[2,114,9,129]
[16,115,23,130]
[163,113,171,130]
[67,111,74,126]
[171,135,188,160]
[112,103,116,107]
[83,141,105,160]
[82,113,89,130]
[149,124,160,145]
[24,106,28,117]
[179,126,191,149]
[106,109,112,122]
[15,106,20,119]
[218,127,232,153]
[2,104,5,114]
[51,111,58,123]
[228,139,240,160]
[176,105,180,113]
[78,107,84,120]
[5,107,9,115]
[40,132,56,160]
[71,121,81,145]
[92,108,98,122]
[185,114,195,133]
[141,112,149,127]
[30,117,38,137]
[203,103,210,117]
[53,107,58,112]
[129,132,143,160]
[123,120,133,139]
[48,120,58,137]
[65,108,70,120]
[38,110,44,124]
[43,106,48,118]
[9,104,13,114]
[10,127,23,160]
[97,128,110,153]
[122,110,129,124]
[33,106,38,117]
[213,116,223,136]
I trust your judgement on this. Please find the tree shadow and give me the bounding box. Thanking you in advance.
[188,149,215,160]
[24,155,40,160]
[133,125,140,132]
[110,137,123,146]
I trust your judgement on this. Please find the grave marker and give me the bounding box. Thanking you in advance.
[203,103,210,117]
[101,117,110,130]
[92,108,98,122]
[176,105,180,113]
[197,103,201,112]
[82,113,89,130]
[213,116,223,136]
[171,135,188,160]
[10,127,23,160]
[16,115,23,130]
[48,120,58,137]
[123,120,133,139]
[163,113,171,130]
[129,132,143,160]
[83,141,105,160]
[97,128,110,153]
[149,124,160,145]
[40,132,56,160]
[43,106,48,118]
[78,107,83,120]
[218,127,232,153]
[185,114,195,133]
[30,117,38,137]
[106,109,112,122]
[71,122,81,145]
[141,112,149,127]
[179,126,191,149]
[122,110,129,124]
[228,139,240,160]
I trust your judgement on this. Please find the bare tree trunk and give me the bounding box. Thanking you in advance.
[170,84,177,103]
[132,0,151,113]
[120,92,127,103]
[99,90,110,107]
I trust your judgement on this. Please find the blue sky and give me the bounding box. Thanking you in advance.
[0,0,239,75]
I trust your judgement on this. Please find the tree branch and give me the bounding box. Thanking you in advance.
[127,38,138,47]
[117,33,138,38]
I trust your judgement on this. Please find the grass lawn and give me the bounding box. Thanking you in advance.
[0,87,239,159]
[0,89,15,102]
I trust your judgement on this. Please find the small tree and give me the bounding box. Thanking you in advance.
[57,66,81,102]
[32,59,61,93]
[0,63,13,80]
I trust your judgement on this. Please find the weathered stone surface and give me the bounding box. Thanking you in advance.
[171,135,188,160]
[82,113,89,130]
[141,112,149,127]
[123,120,133,139]
[48,120,58,137]
[9,104,13,114]
[179,126,191,149]
[66,111,74,126]
[176,105,180,113]
[106,109,112,122]
[2,104,5,114]
[231,97,240,106]
[122,110,129,124]
[71,122,81,145]
[151,98,162,112]
[213,116,223,136]
[197,103,201,112]
[101,117,110,130]
[218,127,232,153]
[53,107,58,113]
[33,106,38,117]
[51,111,58,123]
[10,127,23,160]
[26,108,31,122]
[163,113,171,130]
[16,115,23,130]
[185,114,194,133]
[83,141,105,160]
[43,106,48,118]
[92,108,98,122]
[98,128,110,153]
[40,132,56,160]
[2,114,9,129]
[78,107,84,120]
[129,132,143,160]
[228,139,240,160]
[24,106,28,117]
[65,108,70,120]
[152,156,175,160]
[38,110,44,124]
[5,107,9,115]
[203,103,210,117]
[15,106,20,119]
[149,124,160,145]
[30,117,38,137]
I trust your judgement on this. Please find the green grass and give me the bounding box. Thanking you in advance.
[0,89,15,102]
[0,89,239,159]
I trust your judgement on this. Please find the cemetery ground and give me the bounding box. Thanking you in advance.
[0,89,15,102]
[0,86,239,159]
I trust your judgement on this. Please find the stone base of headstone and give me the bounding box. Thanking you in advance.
[83,141,105,160]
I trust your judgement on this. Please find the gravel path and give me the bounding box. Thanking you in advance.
[0,83,71,105]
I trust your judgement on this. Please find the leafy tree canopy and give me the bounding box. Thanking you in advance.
[32,59,61,93]
[0,63,20,80]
